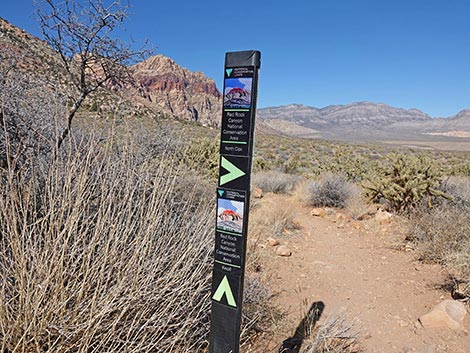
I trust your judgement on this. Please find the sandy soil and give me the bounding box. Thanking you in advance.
[249,193,470,353]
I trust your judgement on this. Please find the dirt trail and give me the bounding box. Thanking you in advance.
[251,193,470,353]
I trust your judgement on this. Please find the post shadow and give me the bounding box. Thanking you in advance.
[278,301,325,353]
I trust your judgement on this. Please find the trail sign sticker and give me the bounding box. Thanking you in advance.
[224,77,253,110]
[214,189,246,276]
[212,275,237,307]
[219,156,246,186]
[210,50,260,353]
[217,197,244,234]
[220,65,257,157]
[219,155,249,190]
[211,270,241,309]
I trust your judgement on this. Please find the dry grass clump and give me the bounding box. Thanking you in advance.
[241,274,280,342]
[0,138,215,352]
[306,173,357,209]
[252,171,301,194]
[302,313,363,353]
[409,195,470,301]
[250,204,300,238]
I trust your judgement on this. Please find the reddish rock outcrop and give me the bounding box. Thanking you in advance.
[131,55,222,126]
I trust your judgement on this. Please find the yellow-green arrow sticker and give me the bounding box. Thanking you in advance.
[212,275,236,307]
[220,157,245,186]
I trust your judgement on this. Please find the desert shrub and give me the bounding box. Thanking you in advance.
[408,205,470,297]
[0,128,278,352]
[307,173,356,208]
[439,176,470,211]
[253,156,270,172]
[269,207,299,237]
[181,136,219,180]
[284,153,304,174]
[302,313,363,353]
[344,185,369,220]
[363,153,449,213]
[0,59,65,171]
[0,137,217,352]
[316,149,379,182]
[241,274,280,340]
[252,171,300,194]
[249,202,299,239]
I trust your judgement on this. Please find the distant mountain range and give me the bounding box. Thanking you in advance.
[257,102,470,143]
[2,16,470,148]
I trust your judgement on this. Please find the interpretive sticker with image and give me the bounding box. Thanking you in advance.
[217,197,244,234]
[213,188,247,276]
[220,66,256,157]
[224,77,253,109]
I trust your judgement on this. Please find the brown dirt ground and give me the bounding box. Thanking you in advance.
[248,193,470,353]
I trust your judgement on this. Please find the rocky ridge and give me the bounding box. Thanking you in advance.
[0,17,222,126]
[259,102,432,128]
[131,55,222,126]
[258,102,470,143]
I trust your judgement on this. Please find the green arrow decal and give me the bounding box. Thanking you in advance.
[212,275,236,307]
[218,189,225,197]
[226,68,233,77]
[220,157,245,186]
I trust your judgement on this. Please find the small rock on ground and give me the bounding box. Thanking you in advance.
[375,210,394,224]
[253,187,263,199]
[276,245,292,257]
[419,299,467,331]
[311,208,326,217]
[267,237,280,246]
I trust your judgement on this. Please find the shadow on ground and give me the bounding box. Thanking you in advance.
[278,301,325,353]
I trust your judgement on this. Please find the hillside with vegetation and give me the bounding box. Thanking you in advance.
[1,4,470,353]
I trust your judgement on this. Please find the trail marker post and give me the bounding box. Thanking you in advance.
[209,50,261,353]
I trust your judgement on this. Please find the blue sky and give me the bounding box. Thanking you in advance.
[2,0,469,117]
[217,199,244,216]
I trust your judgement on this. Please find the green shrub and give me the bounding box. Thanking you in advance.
[252,156,270,172]
[363,153,449,213]
[284,153,304,174]
[307,173,356,208]
[181,137,219,180]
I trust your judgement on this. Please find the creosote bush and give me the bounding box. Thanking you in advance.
[307,173,356,209]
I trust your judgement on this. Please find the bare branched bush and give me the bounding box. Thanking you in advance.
[0,136,216,352]
[307,173,356,209]
[241,274,280,341]
[439,176,470,212]
[35,0,153,148]
[303,313,363,353]
[408,204,470,301]
[252,171,301,194]
[1,50,65,172]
